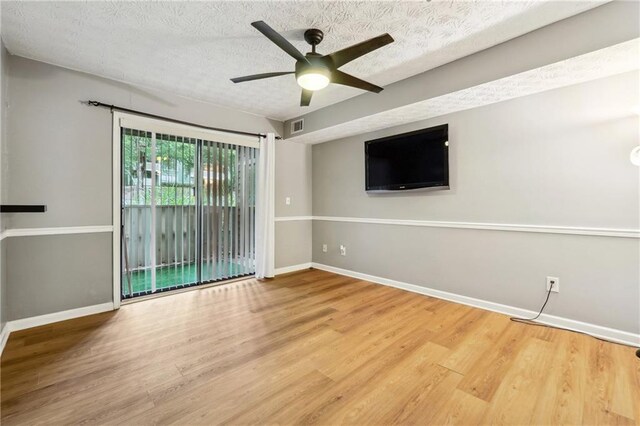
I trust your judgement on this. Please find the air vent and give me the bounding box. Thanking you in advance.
[291,119,304,134]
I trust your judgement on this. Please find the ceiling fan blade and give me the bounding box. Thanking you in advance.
[251,21,310,64]
[331,70,383,93]
[231,71,294,83]
[326,33,394,68]
[300,89,313,106]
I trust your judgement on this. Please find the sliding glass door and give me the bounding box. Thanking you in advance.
[121,123,257,299]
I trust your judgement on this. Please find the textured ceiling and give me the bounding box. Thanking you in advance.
[287,39,640,144]
[1,1,605,121]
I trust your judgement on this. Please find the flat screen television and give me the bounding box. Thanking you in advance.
[365,124,449,192]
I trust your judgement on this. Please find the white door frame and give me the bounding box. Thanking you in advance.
[112,111,260,308]
[112,111,123,309]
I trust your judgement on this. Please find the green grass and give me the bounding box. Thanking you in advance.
[123,261,253,296]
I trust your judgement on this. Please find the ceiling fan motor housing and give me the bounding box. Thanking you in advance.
[304,28,324,47]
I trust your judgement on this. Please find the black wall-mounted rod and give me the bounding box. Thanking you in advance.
[84,101,282,140]
[1,205,47,213]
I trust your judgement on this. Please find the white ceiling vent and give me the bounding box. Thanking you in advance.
[291,119,304,134]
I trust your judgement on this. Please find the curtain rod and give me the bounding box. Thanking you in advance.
[83,101,282,140]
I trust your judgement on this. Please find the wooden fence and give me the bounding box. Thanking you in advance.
[122,205,255,272]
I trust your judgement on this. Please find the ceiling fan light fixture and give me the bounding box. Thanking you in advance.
[296,67,330,91]
[232,21,394,105]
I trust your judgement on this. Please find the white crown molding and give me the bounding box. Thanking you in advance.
[311,263,640,347]
[312,216,639,239]
[0,225,113,241]
[275,216,314,222]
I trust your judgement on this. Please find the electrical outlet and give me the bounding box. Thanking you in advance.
[322,244,328,253]
[285,197,291,205]
[546,276,560,293]
[340,245,346,256]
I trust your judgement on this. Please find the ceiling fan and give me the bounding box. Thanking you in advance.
[231,21,394,106]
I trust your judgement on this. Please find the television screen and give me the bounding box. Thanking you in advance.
[365,124,449,192]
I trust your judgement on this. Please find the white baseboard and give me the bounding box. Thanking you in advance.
[0,263,308,356]
[275,263,313,275]
[2,263,637,359]
[0,302,115,356]
[311,262,640,347]
[8,302,115,332]
[7,302,114,334]
[0,323,10,355]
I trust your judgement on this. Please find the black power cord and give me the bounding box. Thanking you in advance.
[511,282,554,323]
[510,281,640,353]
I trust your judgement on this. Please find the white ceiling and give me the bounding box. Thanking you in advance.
[1,1,605,121]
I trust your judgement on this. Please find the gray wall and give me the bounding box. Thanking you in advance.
[275,139,312,268]
[6,233,112,319]
[276,220,312,269]
[312,71,640,334]
[0,41,8,330]
[3,54,309,320]
[6,55,282,229]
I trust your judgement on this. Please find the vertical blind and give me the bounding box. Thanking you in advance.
[121,125,257,298]
[200,140,257,283]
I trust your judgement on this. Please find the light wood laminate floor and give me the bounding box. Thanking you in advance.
[2,269,639,425]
